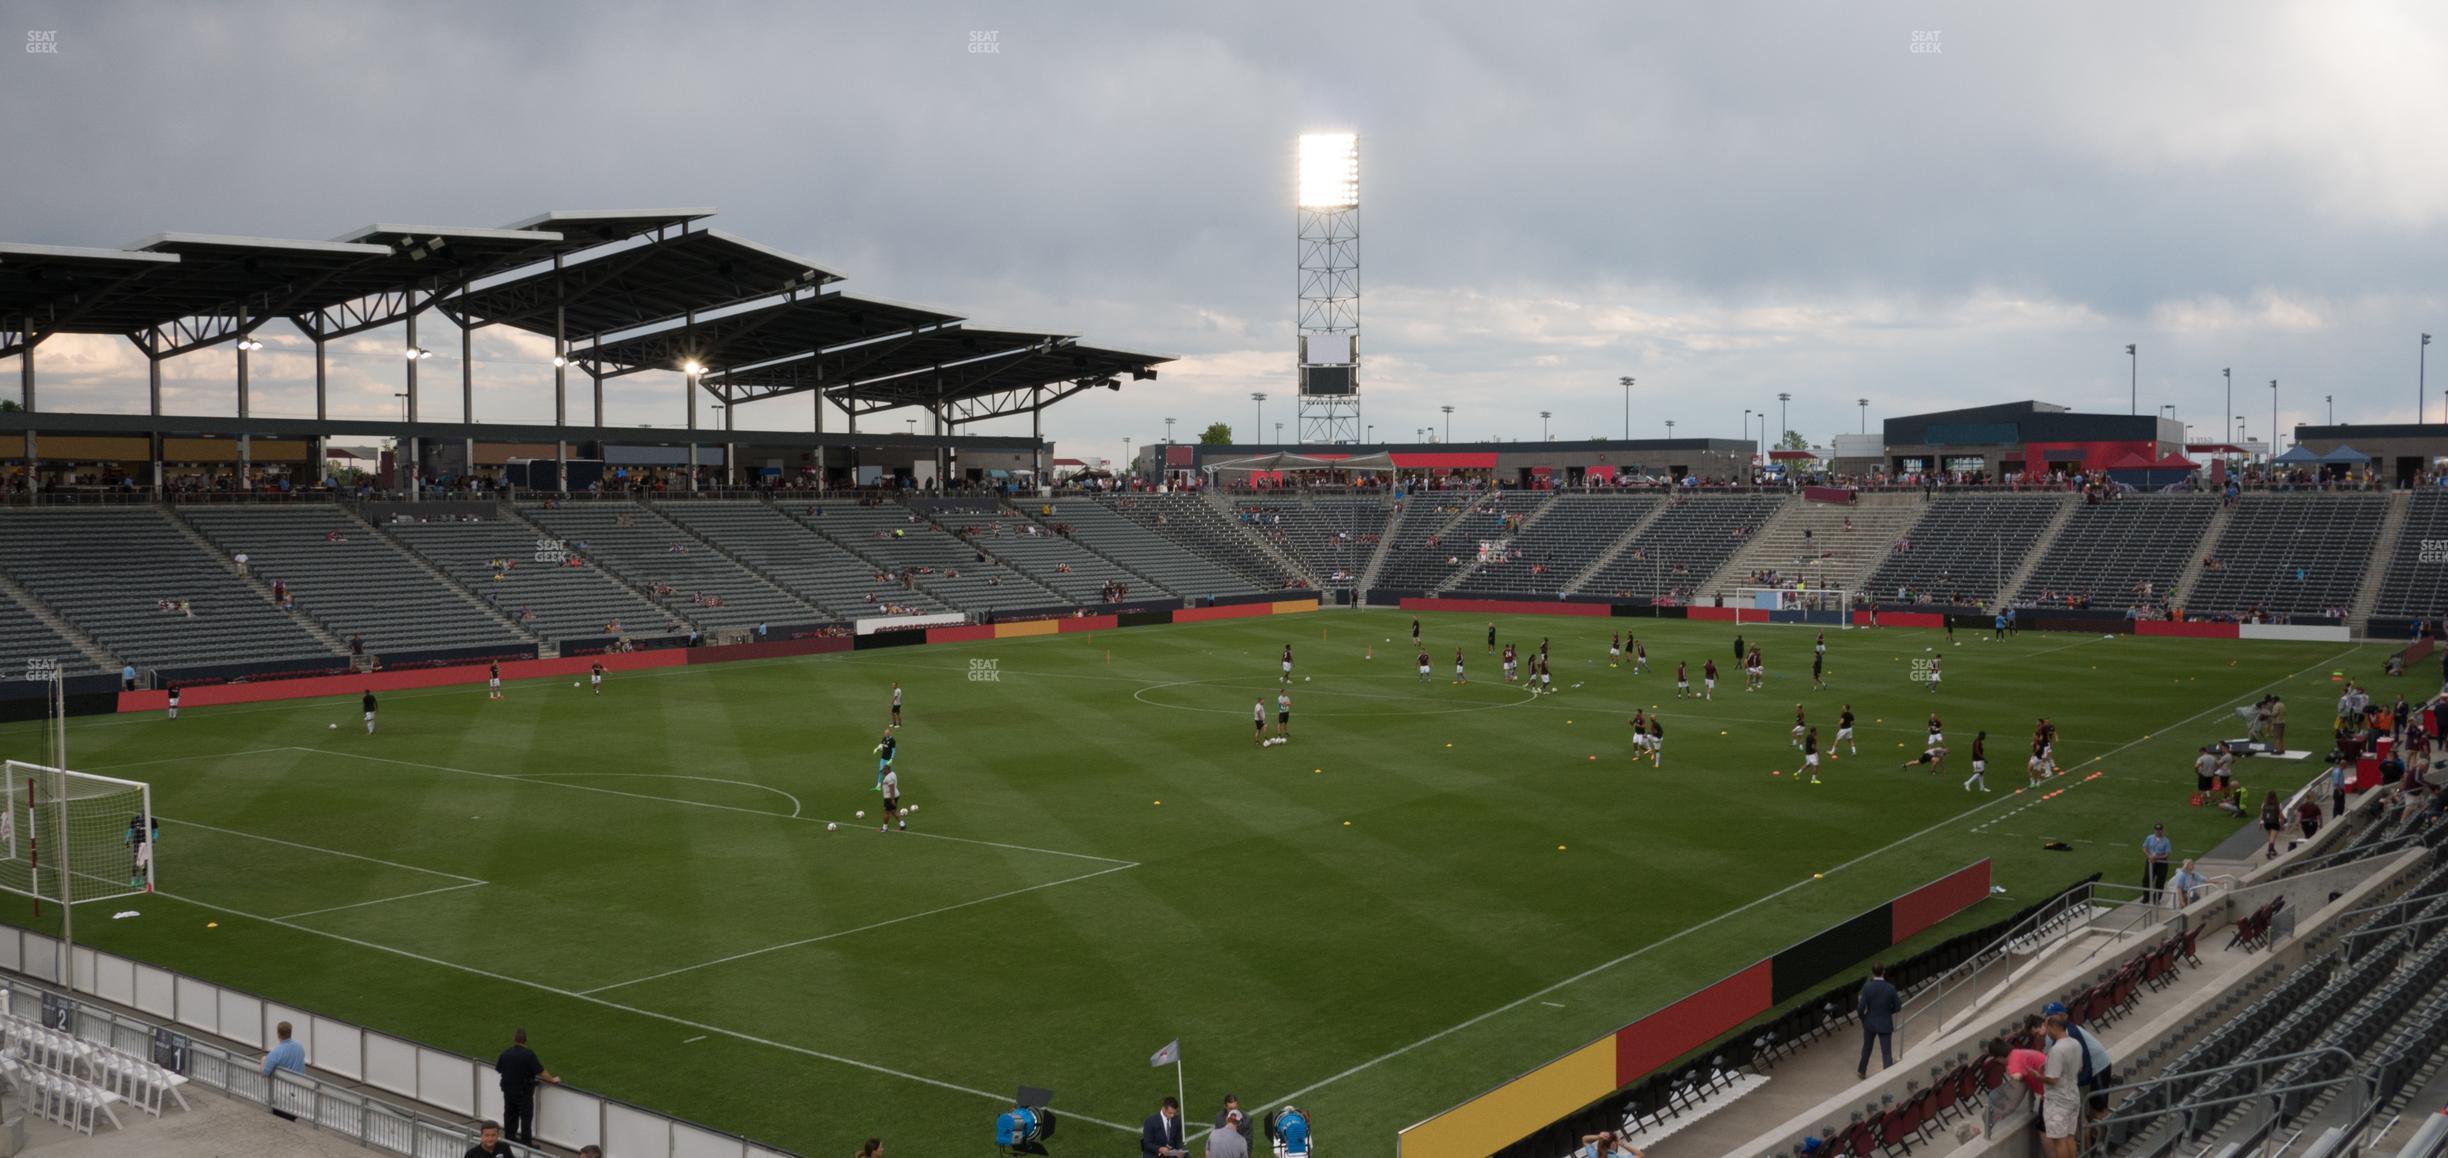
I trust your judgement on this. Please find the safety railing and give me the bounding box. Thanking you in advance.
[0,929,794,1157]
[1897,879,2103,1036]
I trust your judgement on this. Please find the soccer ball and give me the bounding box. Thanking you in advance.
[573,681,581,687]
[826,822,837,832]
[907,804,918,813]
[1303,676,1311,682]
[856,810,865,819]
[327,723,337,730]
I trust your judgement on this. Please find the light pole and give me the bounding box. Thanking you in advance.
[1539,411,1551,441]
[1366,423,1374,442]
[2270,379,2279,457]
[1164,417,1176,443]
[1858,398,1868,434]
[2325,394,2333,424]
[2235,415,2247,462]
[1251,392,1267,443]
[1664,419,1676,438]
[1776,392,1791,451]
[1618,376,1633,440]
[1274,421,1283,444]
[2424,334,2433,422]
[2222,368,2232,449]
[2125,343,2137,414]
[1742,409,1751,455]
[1441,404,1455,442]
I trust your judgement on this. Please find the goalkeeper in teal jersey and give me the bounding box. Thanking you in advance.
[873,731,897,791]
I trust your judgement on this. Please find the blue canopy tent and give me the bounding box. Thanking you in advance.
[2318,445,2372,465]
[2270,444,2322,465]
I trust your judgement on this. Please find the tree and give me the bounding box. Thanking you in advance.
[1778,429,1809,451]
[0,400,20,413]
[1198,422,1233,445]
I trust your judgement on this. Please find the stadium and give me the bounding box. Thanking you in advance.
[3,6,2447,1158]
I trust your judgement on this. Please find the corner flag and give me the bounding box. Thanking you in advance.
[1150,1039,1180,1068]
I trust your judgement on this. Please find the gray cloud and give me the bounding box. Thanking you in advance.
[3,0,2442,460]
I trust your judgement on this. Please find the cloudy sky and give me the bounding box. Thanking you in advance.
[3,0,2445,462]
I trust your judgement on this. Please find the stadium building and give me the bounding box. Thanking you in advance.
[1878,400,2188,479]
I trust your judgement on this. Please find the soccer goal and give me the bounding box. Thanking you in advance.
[1729,586,1855,626]
[0,761,155,909]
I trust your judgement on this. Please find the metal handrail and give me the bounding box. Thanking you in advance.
[2080,1045,2373,1156]
[1898,881,2101,1034]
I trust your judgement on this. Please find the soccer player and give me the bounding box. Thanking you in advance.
[1539,655,1554,695]
[1993,612,2007,640]
[166,686,180,721]
[1746,646,1764,692]
[1503,642,1518,683]
[488,660,503,701]
[879,767,905,831]
[1453,648,1467,685]
[1629,709,1649,759]
[1927,713,1944,749]
[1486,622,1497,655]
[891,681,904,726]
[874,731,897,789]
[1926,654,1943,693]
[1812,650,1826,690]
[1633,638,1649,674]
[2027,733,2050,787]
[1411,617,1421,644]
[1254,700,1267,744]
[589,662,604,695]
[1647,714,1665,768]
[1276,689,1293,741]
[1802,726,1822,783]
[1903,741,1950,771]
[1280,645,1294,685]
[125,814,150,888]
[1702,658,1718,700]
[1792,703,1808,749]
[1965,732,1990,792]
[1837,704,1857,756]
[1416,648,1432,683]
[2039,717,2060,778]
[1675,661,1690,698]
[1609,632,1622,666]
[362,689,377,735]
[1815,631,1827,663]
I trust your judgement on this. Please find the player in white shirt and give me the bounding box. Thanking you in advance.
[1275,690,1293,741]
[487,661,502,701]
[589,662,604,695]
[890,682,903,728]
[1926,655,1942,692]
[1280,645,1294,685]
[1254,700,1267,745]
[878,768,905,831]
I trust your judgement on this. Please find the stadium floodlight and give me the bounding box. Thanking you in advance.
[404,346,431,360]
[551,356,567,368]
[683,361,705,376]
[1297,133,1358,210]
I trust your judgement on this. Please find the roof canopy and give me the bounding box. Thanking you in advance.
[1203,451,1398,473]
[443,228,840,340]
[2271,444,2323,464]
[2319,444,2373,464]
[571,293,958,380]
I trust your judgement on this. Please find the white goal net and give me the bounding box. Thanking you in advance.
[1729,586,1853,625]
[0,761,154,907]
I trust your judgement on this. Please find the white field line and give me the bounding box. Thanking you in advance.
[292,747,1130,867]
[274,880,489,921]
[1227,644,2368,1132]
[160,818,483,885]
[583,861,1139,995]
[148,889,1141,1135]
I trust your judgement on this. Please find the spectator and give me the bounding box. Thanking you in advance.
[1575,1129,1642,1156]
[2040,1014,2082,1156]
[2329,753,2351,819]
[1988,1036,2046,1098]
[2167,859,2205,907]
[2044,1001,2115,1115]
[260,1018,306,1119]
[233,551,249,577]
[1856,962,1900,1078]
[2141,823,2172,903]
[580,1148,603,1158]
[495,1028,561,1147]
[120,662,136,692]
[2260,790,2287,860]
[1213,1094,1254,1147]
[1141,1095,1186,1158]
[464,1121,509,1158]
[2269,695,2287,753]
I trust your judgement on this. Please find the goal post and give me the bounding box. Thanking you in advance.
[1729,586,1854,627]
[0,761,155,910]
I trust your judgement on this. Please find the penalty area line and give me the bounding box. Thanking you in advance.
[147,889,1143,1135]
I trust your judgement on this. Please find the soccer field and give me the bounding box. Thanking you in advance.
[0,611,2380,1155]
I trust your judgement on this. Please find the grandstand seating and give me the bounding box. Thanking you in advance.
[2187,493,2387,618]
[1580,494,1785,600]
[0,593,104,676]
[0,509,333,670]
[1862,493,2066,608]
[520,503,825,631]
[384,516,670,645]
[1234,498,1388,585]
[789,502,1061,613]
[2012,494,2217,611]
[942,505,1149,604]
[1045,499,1262,599]
[1450,494,1660,595]
[656,501,950,620]
[1097,494,1298,589]
[2369,491,2448,621]
[181,506,526,655]
[1705,495,1925,601]
[1372,492,1551,594]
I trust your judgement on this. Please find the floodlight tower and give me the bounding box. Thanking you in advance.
[1296,132,1361,445]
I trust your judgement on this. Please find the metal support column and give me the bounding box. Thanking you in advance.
[235,309,252,490]
[553,255,568,494]
[813,371,826,495]
[685,309,698,492]
[405,304,421,500]
[460,289,475,491]
[1030,387,1044,497]
[311,335,326,488]
[148,349,163,496]
[18,317,33,496]
[723,394,735,488]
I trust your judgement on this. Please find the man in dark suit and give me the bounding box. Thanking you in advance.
[1141,1096,1186,1158]
[1857,963,1901,1079]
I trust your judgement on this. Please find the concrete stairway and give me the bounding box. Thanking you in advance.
[1990,494,2078,612]
[2349,490,2412,626]
[1561,500,1673,594]
[2165,498,2238,612]
[160,506,350,656]
[1695,492,1927,600]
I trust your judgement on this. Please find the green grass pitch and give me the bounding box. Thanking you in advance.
[0,613,2380,1154]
